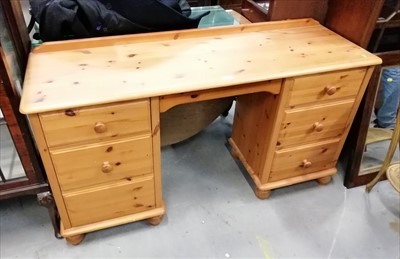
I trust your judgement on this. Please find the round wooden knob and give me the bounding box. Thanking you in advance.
[325,85,337,95]
[302,159,312,168]
[313,122,324,132]
[101,161,113,173]
[94,122,107,133]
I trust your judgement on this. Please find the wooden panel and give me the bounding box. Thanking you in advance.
[288,68,366,107]
[277,100,354,148]
[270,139,339,182]
[0,183,49,200]
[232,92,275,177]
[231,78,289,183]
[60,205,165,237]
[60,206,165,237]
[270,0,328,23]
[28,114,72,228]
[51,136,153,192]
[40,100,151,147]
[64,175,155,227]
[325,0,384,48]
[150,97,163,208]
[160,79,281,112]
[333,66,375,159]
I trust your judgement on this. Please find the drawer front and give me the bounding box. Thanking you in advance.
[270,139,339,182]
[40,100,151,147]
[277,100,354,148]
[51,136,154,191]
[64,176,155,227]
[288,68,366,107]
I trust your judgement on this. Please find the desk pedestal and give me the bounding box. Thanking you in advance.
[229,67,374,198]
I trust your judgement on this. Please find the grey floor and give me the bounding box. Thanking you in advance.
[1,109,400,259]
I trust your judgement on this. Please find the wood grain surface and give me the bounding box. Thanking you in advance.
[20,19,381,114]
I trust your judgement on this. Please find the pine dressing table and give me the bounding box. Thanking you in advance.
[20,19,381,244]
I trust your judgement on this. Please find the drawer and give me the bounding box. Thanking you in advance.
[288,68,366,107]
[40,100,151,147]
[277,100,354,148]
[63,175,155,227]
[269,139,339,182]
[51,136,154,191]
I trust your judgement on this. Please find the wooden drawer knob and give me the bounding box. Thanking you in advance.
[325,85,337,95]
[101,161,113,173]
[94,122,107,133]
[313,122,324,132]
[302,159,312,168]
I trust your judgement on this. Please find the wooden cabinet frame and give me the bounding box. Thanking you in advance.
[0,0,49,199]
[343,51,400,188]
[0,58,48,198]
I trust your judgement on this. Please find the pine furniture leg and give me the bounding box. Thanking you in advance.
[255,188,272,200]
[231,148,240,160]
[316,176,332,185]
[65,234,85,245]
[147,214,164,226]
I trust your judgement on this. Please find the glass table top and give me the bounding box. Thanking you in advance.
[190,5,241,28]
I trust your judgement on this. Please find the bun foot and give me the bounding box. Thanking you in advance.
[317,176,332,185]
[231,149,240,160]
[65,234,85,245]
[147,215,164,226]
[255,188,272,200]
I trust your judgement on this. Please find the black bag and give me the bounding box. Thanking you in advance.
[29,0,210,41]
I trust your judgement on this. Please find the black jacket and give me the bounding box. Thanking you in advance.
[29,0,209,41]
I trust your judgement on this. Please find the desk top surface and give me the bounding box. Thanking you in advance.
[20,19,381,114]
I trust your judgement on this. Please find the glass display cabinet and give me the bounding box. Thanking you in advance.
[0,0,60,237]
[0,0,47,199]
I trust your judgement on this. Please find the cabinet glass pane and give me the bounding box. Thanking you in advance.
[0,108,25,181]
